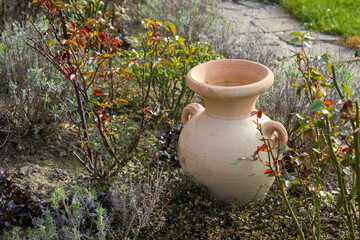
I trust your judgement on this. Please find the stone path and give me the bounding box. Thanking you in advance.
[219,0,360,79]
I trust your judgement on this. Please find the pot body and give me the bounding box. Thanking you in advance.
[178,59,287,202]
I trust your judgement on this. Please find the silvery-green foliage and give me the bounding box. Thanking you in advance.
[9,186,112,240]
[110,167,173,239]
[136,0,221,43]
[0,23,71,129]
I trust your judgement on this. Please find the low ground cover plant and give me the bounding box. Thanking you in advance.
[0,23,71,159]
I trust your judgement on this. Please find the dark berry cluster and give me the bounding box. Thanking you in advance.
[156,124,184,167]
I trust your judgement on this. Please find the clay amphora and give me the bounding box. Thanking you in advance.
[178,59,288,202]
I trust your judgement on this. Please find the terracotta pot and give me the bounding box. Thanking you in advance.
[178,59,288,202]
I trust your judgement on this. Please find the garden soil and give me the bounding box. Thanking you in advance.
[0,128,91,200]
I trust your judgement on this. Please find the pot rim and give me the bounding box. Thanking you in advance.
[186,59,274,98]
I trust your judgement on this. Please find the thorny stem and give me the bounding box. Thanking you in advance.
[73,81,94,169]
[274,164,306,240]
[331,65,344,99]
[325,115,356,240]
[259,125,305,240]
[331,63,359,233]
[351,101,360,233]
[313,118,323,239]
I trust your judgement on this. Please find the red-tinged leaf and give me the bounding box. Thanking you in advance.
[98,74,106,79]
[78,38,87,49]
[94,89,104,96]
[84,26,91,33]
[79,29,89,37]
[70,20,76,28]
[250,110,258,117]
[116,98,128,103]
[339,147,350,154]
[342,100,353,113]
[323,99,335,105]
[68,66,75,72]
[260,109,268,115]
[264,169,275,177]
[251,109,268,119]
[54,51,61,61]
[41,30,48,39]
[101,114,110,121]
[111,38,122,46]
[274,136,284,142]
[98,32,107,41]
[62,52,70,61]
[257,144,268,152]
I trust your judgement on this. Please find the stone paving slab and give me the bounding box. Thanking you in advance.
[235,0,268,8]
[255,6,288,19]
[221,9,251,21]
[219,0,359,81]
[278,31,343,45]
[252,18,305,32]
[219,1,248,11]
[308,42,355,59]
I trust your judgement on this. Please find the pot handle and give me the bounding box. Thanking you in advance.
[261,121,288,146]
[181,103,204,125]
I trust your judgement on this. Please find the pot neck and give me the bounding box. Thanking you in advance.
[203,95,259,120]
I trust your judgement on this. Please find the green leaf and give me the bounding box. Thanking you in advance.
[327,60,333,72]
[319,53,331,64]
[294,113,305,120]
[340,129,349,136]
[303,38,312,48]
[296,84,306,100]
[290,38,301,44]
[329,113,338,122]
[290,31,303,37]
[89,100,112,108]
[248,155,258,161]
[279,145,289,154]
[233,158,245,164]
[233,155,257,163]
[296,122,309,132]
[309,101,324,114]
[303,32,313,39]
[341,83,352,96]
[310,68,323,81]
[312,148,321,154]
[343,167,352,176]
